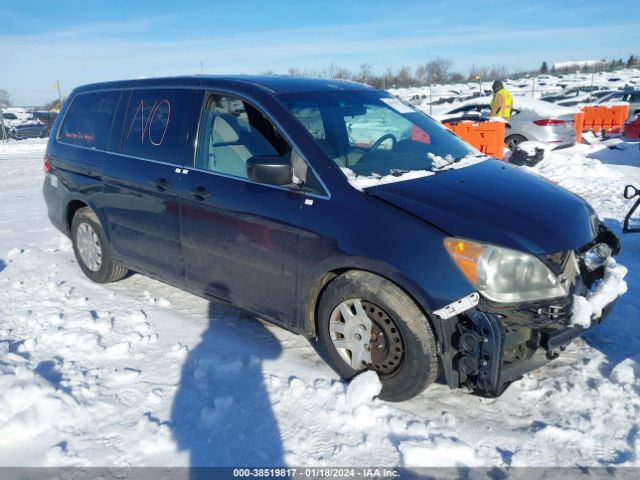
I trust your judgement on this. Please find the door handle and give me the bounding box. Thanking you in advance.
[190,186,211,201]
[151,178,171,191]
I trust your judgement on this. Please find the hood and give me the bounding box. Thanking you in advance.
[367,160,597,254]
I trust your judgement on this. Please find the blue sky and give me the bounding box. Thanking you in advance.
[1,0,638,105]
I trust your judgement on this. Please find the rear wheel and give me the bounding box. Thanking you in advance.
[317,271,439,402]
[505,134,527,150]
[71,207,128,283]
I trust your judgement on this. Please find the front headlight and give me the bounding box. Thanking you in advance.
[444,238,567,303]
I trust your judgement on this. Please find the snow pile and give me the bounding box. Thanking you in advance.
[399,437,480,468]
[269,371,482,466]
[431,153,487,170]
[0,356,76,445]
[571,258,628,327]
[340,167,434,190]
[610,356,640,385]
[0,138,48,155]
[526,145,622,188]
[341,153,486,190]
[343,370,382,409]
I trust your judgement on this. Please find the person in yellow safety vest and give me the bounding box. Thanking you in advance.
[489,80,513,121]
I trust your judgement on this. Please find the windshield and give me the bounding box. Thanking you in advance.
[278,90,474,180]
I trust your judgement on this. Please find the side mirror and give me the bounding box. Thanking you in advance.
[247,155,292,186]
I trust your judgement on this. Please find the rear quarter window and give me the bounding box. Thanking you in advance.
[121,89,193,164]
[59,91,121,150]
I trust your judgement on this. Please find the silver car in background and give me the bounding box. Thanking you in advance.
[433,98,577,150]
[595,89,640,120]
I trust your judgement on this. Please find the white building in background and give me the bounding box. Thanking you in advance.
[552,59,606,70]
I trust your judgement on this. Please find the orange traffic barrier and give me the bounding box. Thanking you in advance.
[580,104,629,134]
[611,104,629,133]
[582,106,597,132]
[574,111,584,143]
[443,121,505,160]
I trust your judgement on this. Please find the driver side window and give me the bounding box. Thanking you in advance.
[196,94,325,194]
[196,95,288,179]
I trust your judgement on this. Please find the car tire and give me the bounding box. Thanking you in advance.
[317,270,439,402]
[71,207,128,283]
[505,134,527,150]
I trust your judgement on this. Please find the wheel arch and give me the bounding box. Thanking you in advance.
[304,264,439,341]
[66,199,89,233]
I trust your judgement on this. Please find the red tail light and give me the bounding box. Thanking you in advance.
[43,153,51,174]
[533,119,565,126]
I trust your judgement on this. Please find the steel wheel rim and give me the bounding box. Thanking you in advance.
[507,136,523,150]
[329,299,405,377]
[76,223,102,272]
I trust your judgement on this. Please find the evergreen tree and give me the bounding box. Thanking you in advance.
[540,61,548,74]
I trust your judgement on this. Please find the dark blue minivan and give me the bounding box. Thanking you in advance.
[43,76,620,401]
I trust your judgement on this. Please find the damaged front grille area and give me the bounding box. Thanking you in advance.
[479,296,574,329]
[437,222,621,397]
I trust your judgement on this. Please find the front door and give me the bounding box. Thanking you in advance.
[179,94,304,324]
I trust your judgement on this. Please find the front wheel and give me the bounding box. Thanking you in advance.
[317,271,439,402]
[71,207,128,283]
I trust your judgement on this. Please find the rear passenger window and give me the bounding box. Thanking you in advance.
[59,91,120,150]
[122,89,192,164]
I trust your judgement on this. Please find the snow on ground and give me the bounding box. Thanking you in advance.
[0,136,640,468]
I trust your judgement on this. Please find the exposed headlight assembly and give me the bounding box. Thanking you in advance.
[583,243,611,271]
[444,238,567,303]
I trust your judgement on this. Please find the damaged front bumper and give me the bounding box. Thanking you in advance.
[434,225,622,397]
[434,299,614,397]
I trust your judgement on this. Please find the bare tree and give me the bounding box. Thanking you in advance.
[356,63,373,84]
[383,67,397,88]
[426,58,453,84]
[0,89,12,107]
[468,64,489,81]
[414,65,427,85]
[41,99,62,111]
[326,62,340,79]
[449,72,465,83]
[397,65,413,87]
[335,67,353,80]
[487,64,508,80]
[468,64,508,81]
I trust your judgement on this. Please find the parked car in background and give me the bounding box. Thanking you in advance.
[1,112,48,139]
[42,75,622,401]
[433,97,577,150]
[31,111,59,136]
[595,89,640,120]
[556,89,618,107]
[540,85,603,103]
